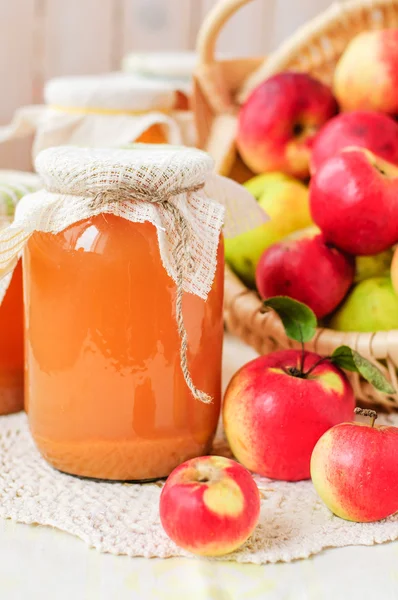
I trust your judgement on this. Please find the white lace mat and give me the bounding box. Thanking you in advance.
[0,410,397,564]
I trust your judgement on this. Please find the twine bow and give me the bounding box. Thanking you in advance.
[48,180,212,404]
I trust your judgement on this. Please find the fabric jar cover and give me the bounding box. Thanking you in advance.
[0,72,195,157]
[121,51,197,95]
[121,52,198,146]
[0,144,266,402]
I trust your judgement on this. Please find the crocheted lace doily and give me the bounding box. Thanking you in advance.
[0,411,397,564]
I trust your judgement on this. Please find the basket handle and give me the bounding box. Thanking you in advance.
[197,0,254,65]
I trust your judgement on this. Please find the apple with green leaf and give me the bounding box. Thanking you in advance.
[311,407,398,522]
[223,297,394,481]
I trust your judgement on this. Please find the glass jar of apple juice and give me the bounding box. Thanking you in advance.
[0,146,264,480]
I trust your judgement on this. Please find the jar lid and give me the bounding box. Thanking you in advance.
[35,145,214,198]
[0,170,41,218]
[122,51,197,80]
[44,72,177,112]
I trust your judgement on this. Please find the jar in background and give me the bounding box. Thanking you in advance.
[122,51,197,145]
[0,171,40,414]
[32,72,189,154]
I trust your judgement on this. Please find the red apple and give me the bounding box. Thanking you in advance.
[237,72,338,179]
[311,410,398,522]
[159,456,260,556]
[334,29,398,114]
[310,111,398,174]
[310,147,398,255]
[223,350,355,481]
[255,228,354,318]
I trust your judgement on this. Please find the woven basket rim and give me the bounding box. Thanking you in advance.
[225,265,398,341]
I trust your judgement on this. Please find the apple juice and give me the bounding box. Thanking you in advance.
[24,216,224,480]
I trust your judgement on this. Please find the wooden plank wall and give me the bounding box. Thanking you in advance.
[0,0,334,168]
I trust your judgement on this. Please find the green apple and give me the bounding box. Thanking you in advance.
[330,277,398,332]
[225,173,312,288]
[354,249,393,283]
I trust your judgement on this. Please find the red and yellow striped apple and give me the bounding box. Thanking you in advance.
[310,111,398,174]
[237,72,337,179]
[310,147,398,255]
[255,228,354,318]
[311,410,398,522]
[334,29,398,114]
[223,350,355,481]
[159,456,260,556]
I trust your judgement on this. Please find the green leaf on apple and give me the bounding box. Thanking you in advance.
[331,345,396,395]
[262,296,317,343]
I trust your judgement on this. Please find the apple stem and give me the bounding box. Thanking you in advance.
[302,356,330,378]
[354,407,378,427]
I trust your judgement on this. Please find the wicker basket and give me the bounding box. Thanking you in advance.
[194,0,398,410]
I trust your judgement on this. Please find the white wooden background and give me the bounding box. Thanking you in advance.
[0,0,337,124]
[0,0,337,170]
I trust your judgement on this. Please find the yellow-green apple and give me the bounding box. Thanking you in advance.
[243,171,293,199]
[223,350,355,481]
[334,29,398,114]
[159,456,260,556]
[310,111,398,174]
[310,147,398,255]
[330,276,398,332]
[225,172,312,288]
[355,248,393,283]
[311,408,398,522]
[255,228,354,318]
[237,72,337,179]
[390,245,398,295]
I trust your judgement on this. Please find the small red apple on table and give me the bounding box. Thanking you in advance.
[310,111,398,174]
[255,227,354,318]
[159,456,260,556]
[223,297,394,482]
[310,147,398,255]
[311,407,398,522]
[236,72,337,179]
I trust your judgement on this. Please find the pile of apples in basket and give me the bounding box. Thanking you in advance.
[159,29,398,558]
[229,27,398,328]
